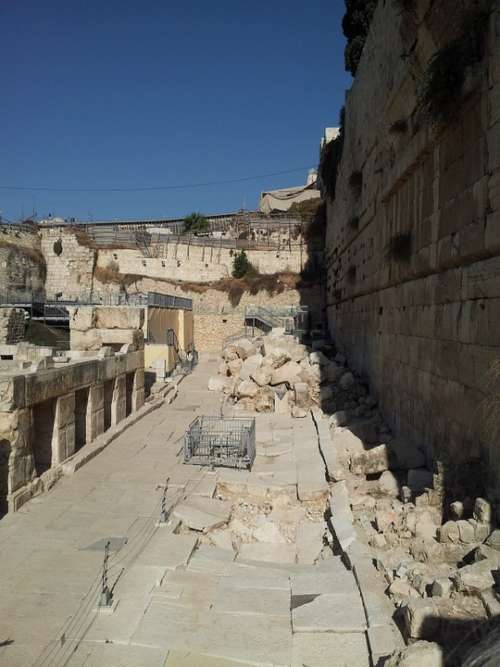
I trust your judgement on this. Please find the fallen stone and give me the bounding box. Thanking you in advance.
[468,519,490,543]
[173,497,231,533]
[415,511,438,540]
[438,521,460,544]
[457,519,476,545]
[239,353,263,381]
[403,599,440,639]
[339,371,355,390]
[409,538,442,563]
[233,338,258,360]
[385,641,443,667]
[309,350,329,366]
[270,361,302,387]
[485,529,500,550]
[454,560,496,593]
[251,366,272,387]
[227,358,243,376]
[237,379,259,398]
[292,593,366,633]
[379,470,400,497]
[254,388,274,413]
[431,577,452,598]
[389,580,418,599]
[350,444,390,475]
[329,410,348,428]
[473,497,492,524]
[449,501,464,520]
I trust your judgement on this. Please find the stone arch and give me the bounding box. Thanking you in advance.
[0,439,11,517]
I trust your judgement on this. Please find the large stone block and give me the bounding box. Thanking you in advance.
[94,306,145,330]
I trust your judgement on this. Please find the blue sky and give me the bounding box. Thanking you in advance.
[0,1,350,221]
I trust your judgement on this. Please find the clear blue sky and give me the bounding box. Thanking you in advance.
[0,1,350,222]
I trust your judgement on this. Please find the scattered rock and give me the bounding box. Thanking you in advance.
[237,379,259,398]
[379,470,400,497]
[454,560,496,593]
[431,577,452,598]
[438,521,460,544]
[385,641,443,667]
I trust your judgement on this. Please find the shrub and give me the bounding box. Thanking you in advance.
[385,232,413,263]
[342,0,378,76]
[183,212,209,234]
[418,5,491,126]
[289,199,326,241]
[232,250,252,278]
[319,107,345,201]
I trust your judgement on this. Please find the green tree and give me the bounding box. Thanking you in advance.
[342,0,377,76]
[183,212,209,234]
[232,250,251,278]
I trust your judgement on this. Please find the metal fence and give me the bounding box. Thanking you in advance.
[184,416,256,470]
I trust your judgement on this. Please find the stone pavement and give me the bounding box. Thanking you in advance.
[0,357,381,667]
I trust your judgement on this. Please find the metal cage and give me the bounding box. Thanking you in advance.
[184,416,256,469]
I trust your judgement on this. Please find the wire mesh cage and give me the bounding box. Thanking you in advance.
[184,416,256,469]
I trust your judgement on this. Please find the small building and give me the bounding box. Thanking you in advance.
[259,170,320,215]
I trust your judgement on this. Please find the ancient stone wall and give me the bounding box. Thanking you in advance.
[0,308,26,344]
[40,228,96,300]
[325,1,500,507]
[0,225,46,298]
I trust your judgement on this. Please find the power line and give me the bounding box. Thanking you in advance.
[0,166,315,193]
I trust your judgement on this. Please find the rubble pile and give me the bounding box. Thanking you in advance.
[333,404,500,650]
[208,331,375,419]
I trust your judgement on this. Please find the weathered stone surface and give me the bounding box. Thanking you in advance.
[240,354,263,381]
[237,379,260,398]
[454,560,496,593]
[270,361,302,387]
[251,367,272,387]
[385,641,443,667]
[431,578,452,598]
[329,410,348,428]
[173,497,232,533]
[339,371,355,390]
[292,593,366,633]
[438,521,460,544]
[233,338,258,360]
[473,497,492,524]
[350,444,390,475]
[208,376,227,392]
[379,470,400,497]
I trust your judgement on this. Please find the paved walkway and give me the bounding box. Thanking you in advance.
[0,359,372,667]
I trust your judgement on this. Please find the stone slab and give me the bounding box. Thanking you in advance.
[291,632,370,667]
[213,586,290,617]
[291,569,359,597]
[138,532,198,570]
[172,496,231,532]
[292,593,367,633]
[238,542,297,564]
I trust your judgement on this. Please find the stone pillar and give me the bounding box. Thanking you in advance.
[132,369,145,412]
[52,392,76,465]
[88,383,104,440]
[111,374,126,426]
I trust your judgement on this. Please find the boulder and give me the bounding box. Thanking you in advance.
[240,353,263,380]
[237,379,259,398]
[208,376,227,392]
[309,350,329,366]
[292,406,308,419]
[385,641,443,667]
[329,410,348,428]
[403,600,441,639]
[456,519,476,545]
[222,345,238,361]
[454,560,496,593]
[468,519,490,543]
[254,388,274,413]
[431,578,452,598]
[438,521,460,544]
[270,361,302,386]
[486,529,500,550]
[379,470,400,497]
[350,444,390,475]
[227,358,243,376]
[251,367,272,387]
[267,348,291,369]
[233,338,257,360]
[473,498,492,524]
[449,501,464,520]
[415,511,438,540]
[339,371,355,390]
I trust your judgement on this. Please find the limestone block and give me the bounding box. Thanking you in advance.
[227,359,242,376]
[208,376,227,392]
[233,338,257,360]
[68,306,96,331]
[385,641,443,667]
[94,307,144,330]
[453,560,496,593]
[270,361,302,386]
[431,578,452,599]
[379,470,400,497]
[309,351,329,366]
[403,599,440,639]
[254,388,274,413]
[251,367,272,387]
[237,379,259,398]
[350,444,390,475]
[239,354,263,381]
[473,497,492,524]
[294,382,310,408]
[0,376,25,411]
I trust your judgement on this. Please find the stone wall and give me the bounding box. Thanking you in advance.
[0,308,25,344]
[0,226,46,298]
[325,1,500,508]
[40,228,95,300]
[39,227,314,297]
[68,306,145,351]
[0,342,145,514]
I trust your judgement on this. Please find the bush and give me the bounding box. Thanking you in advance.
[232,250,252,278]
[418,5,491,126]
[342,0,377,76]
[184,212,209,234]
